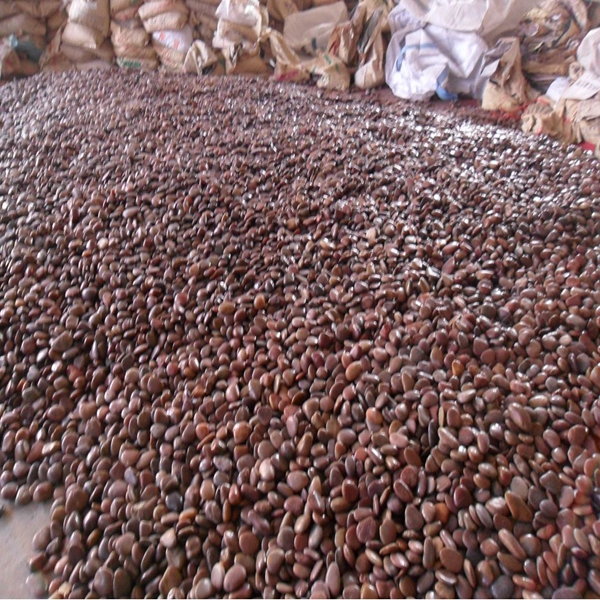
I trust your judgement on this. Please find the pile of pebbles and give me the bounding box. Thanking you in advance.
[1,71,600,599]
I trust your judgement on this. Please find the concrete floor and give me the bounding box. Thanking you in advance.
[0,502,51,599]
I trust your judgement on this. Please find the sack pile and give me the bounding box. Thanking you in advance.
[0,0,50,76]
[151,23,193,69]
[61,0,114,69]
[522,26,600,150]
[481,36,538,112]
[479,0,600,112]
[183,37,222,73]
[327,0,392,89]
[212,0,270,75]
[266,0,297,32]
[111,0,157,70]
[187,0,219,43]
[0,35,21,77]
[519,0,592,92]
[137,0,191,69]
[46,1,68,43]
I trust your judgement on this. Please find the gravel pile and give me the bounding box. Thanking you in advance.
[1,71,600,599]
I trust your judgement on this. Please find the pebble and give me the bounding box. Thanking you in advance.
[211,563,226,590]
[233,422,251,444]
[491,574,514,599]
[439,547,463,574]
[51,331,73,353]
[267,548,285,574]
[223,564,247,592]
[357,517,377,543]
[115,532,136,556]
[93,567,114,597]
[552,587,583,599]
[345,361,363,382]
[113,568,133,598]
[507,403,532,431]
[239,530,259,555]
[505,491,533,522]
[498,529,527,561]
[423,537,436,570]
[590,366,600,388]
[288,470,309,491]
[160,528,177,549]
[405,505,424,531]
[32,482,53,502]
[32,527,51,553]
[540,472,562,495]
[379,519,396,545]
[146,375,163,395]
[193,578,215,599]
[159,566,182,596]
[65,484,88,513]
[326,562,341,597]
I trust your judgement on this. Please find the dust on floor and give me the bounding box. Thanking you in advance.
[0,502,51,599]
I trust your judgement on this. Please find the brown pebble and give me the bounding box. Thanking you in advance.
[146,375,163,395]
[498,529,527,561]
[423,537,436,570]
[219,301,235,315]
[505,491,533,522]
[345,361,363,382]
[160,528,177,549]
[405,505,424,531]
[194,578,215,599]
[65,484,88,513]
[326,562,341,597]
[26,573,47,599]
[589,366,600,388]
[379,519,396,545]
[113,568,132,598]
[159,566,182,596]
[552,587,582,599]
[211,563,226,590]
[51,331,73,352]
[32,527,51,553]
[288,470,309,492]
[491,574,514,599]
[94,567,113,597]
[223,564,247,592]
[357,517,377,544]
[239,530,259,555]
[267,548,285,574]
[507,403,531,432]
[439,547,463,574]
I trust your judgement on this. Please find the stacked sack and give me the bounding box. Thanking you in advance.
[151,23,193,70]
[111,0,158,70]
[522,27,600,150]
[61,0,114,69]
[0,36,21,78]
[139,0,192,70]
[325,0,392,90]
[186,0,219,43]
[0,0,49,77]
[519,0,591,92]
[265,0,298,32]
[46,1,69,44]
[212,0,270,75]
[268,0,351,90]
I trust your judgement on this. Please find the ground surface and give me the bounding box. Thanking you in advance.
[0,503,50,598]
